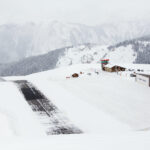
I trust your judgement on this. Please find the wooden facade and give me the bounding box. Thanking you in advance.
[104,65,126,72]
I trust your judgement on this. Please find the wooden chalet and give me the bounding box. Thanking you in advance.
[104,64,126,72]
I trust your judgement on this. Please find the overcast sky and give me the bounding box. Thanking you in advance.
[0,0,150,25]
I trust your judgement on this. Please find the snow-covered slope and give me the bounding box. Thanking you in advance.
[0,43,131,76]
[0,81,46,137]
[1,64,150,150]
[108,35,150,64]
[58,35,150,67]
[1,35,150,76]
[3,63,150,133]
[57,44,136,67]
[57,45,108,66]
[1,21,150,63]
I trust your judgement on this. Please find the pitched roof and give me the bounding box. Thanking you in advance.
[104,64,115,68]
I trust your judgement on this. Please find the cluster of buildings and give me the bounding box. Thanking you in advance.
[101,59,126,72]
[101,59,150,87]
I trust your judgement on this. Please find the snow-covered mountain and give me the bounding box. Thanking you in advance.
[1,21,150,63]
[0,34,150,76]
[107,35,150,64]
[57,35,150,67]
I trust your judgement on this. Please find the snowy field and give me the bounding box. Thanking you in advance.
[1,64,150,150]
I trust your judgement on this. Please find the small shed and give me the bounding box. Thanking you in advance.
[135,73,150,87]
[104,64,126,72]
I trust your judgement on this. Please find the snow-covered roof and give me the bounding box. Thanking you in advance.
[104,64,115,68]
[136,73,150,78]
[105,63,150,71]
[104,64,126,68]
[111,63,150,70]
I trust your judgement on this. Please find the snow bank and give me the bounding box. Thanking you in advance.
[0,113,13,137]
[0,82,46,137]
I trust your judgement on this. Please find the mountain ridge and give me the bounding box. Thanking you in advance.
[0,34,150,76]
[1,21,150,63]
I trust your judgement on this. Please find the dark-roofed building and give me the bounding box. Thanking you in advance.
[104,64,126,72]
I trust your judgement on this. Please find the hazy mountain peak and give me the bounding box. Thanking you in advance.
[0,21,150,63]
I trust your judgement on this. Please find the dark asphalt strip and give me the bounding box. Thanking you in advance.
[14,80,82,135]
